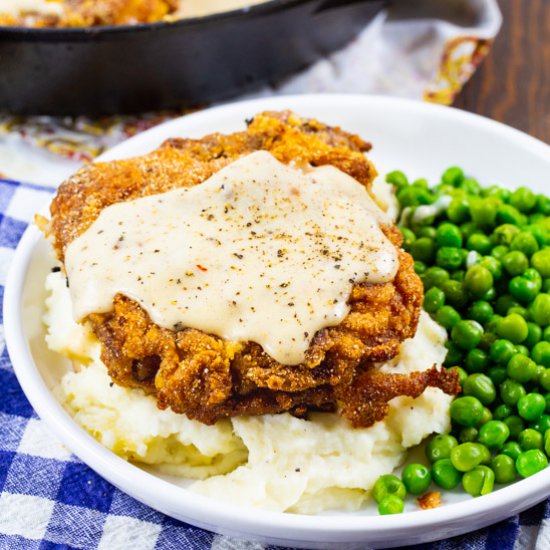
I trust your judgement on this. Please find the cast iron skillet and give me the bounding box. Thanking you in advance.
[0,0,385,116]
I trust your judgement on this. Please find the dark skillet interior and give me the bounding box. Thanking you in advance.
[0,0,386,116]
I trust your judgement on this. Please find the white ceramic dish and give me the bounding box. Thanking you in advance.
[5,95,550,549]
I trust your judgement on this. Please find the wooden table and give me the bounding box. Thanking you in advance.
[454,0,550,144]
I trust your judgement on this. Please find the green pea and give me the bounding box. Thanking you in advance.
[418,226,438,239]
[450,396,484,427]
[495,295,521,316]
[452,366,468,387]
[460,178,482,196]
[504,416,525,439]
[423,287,445,314]
[502,441,523,461]
[488,366,508,385]
[464,350,490,374]
[459,427,479,443]
[478,420,510,449]
[378,495,405,515]
[532,341,550,367]
[496,204,525,226]
[515,344,530,356]
[544,326,550,342]
[411,237,436,263]
[402,464,431,495]
[492,224,521,246]
[485,314,504,335]
[461,222,482,240]
[451,269,466,283]
[491,245,510,261]
[507,306,531,321]
[509,272,542,304]
[372,474,406,503]
[422,266,450,290]
[479,256,502,280]
[436,247,464,270]
[531,249,550,278]
[490,339,517,365]
[502,251,529,277]
[462,465,495,496]
[412,178,429,190]
[516,449,548,478]
[530,294,550,326]
[414,261,427,274]
[448,197,470,224]
[452,320,484,350]
[386,170,409,189]
[510,232,539,256]
[436,223,463,248]
[467,301,494,325]
[467,233,492,255]
[535,194,550,215]
[529,225,550,248]
[442,166,465,187]
[436,305,462,329]
[398,186,432,208]
[530,414,550,434]
[444,341,464,367]
[491,454,516,484]
[510,187,537,213]
[525,323,543,349]
[507,354,537,383]
[463,373,496,404]
[518,393,546,421]
[470,198,498,229]
[400,227,416,250]
[478,407,493,427]
[533,364,546,383]
[493,403,513,420]
[518,428,543,450]
[545,430,550,457]
[432,458,461,490]
[500,379,527,406]
[450,442,488,472]
[441,279,469,309]
[425,434,458,463]
[544,279,550,294]
[483,185,507,200]
[497,314,528,344]
[539,369,550,391]
[464,265,494,297]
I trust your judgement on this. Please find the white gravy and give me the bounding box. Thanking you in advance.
[65,151,398,365]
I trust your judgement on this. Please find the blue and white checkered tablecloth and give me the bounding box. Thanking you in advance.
[2,176,550,550]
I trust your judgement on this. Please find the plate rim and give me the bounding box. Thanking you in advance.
[5,94,550,546]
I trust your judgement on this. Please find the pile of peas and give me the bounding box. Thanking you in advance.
[371,167,550,516]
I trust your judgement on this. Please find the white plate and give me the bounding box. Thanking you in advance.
[5,95,550,549]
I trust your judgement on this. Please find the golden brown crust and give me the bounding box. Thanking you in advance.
[1,0,177,27]
[51,110,457,427]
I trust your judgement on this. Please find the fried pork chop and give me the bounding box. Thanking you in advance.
[49,111,459,427]
[0,0,177,27]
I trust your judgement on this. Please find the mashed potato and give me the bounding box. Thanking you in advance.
[45,266,452,513]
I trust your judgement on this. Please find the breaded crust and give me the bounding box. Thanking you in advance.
[0,0,177,27]
[50,111,458,427]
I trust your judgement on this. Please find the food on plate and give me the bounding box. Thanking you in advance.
[49,111,457,428]
[43,111,460,512]
[375,167,550,513]
[0,0,270,27]
[47,273,452,512]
